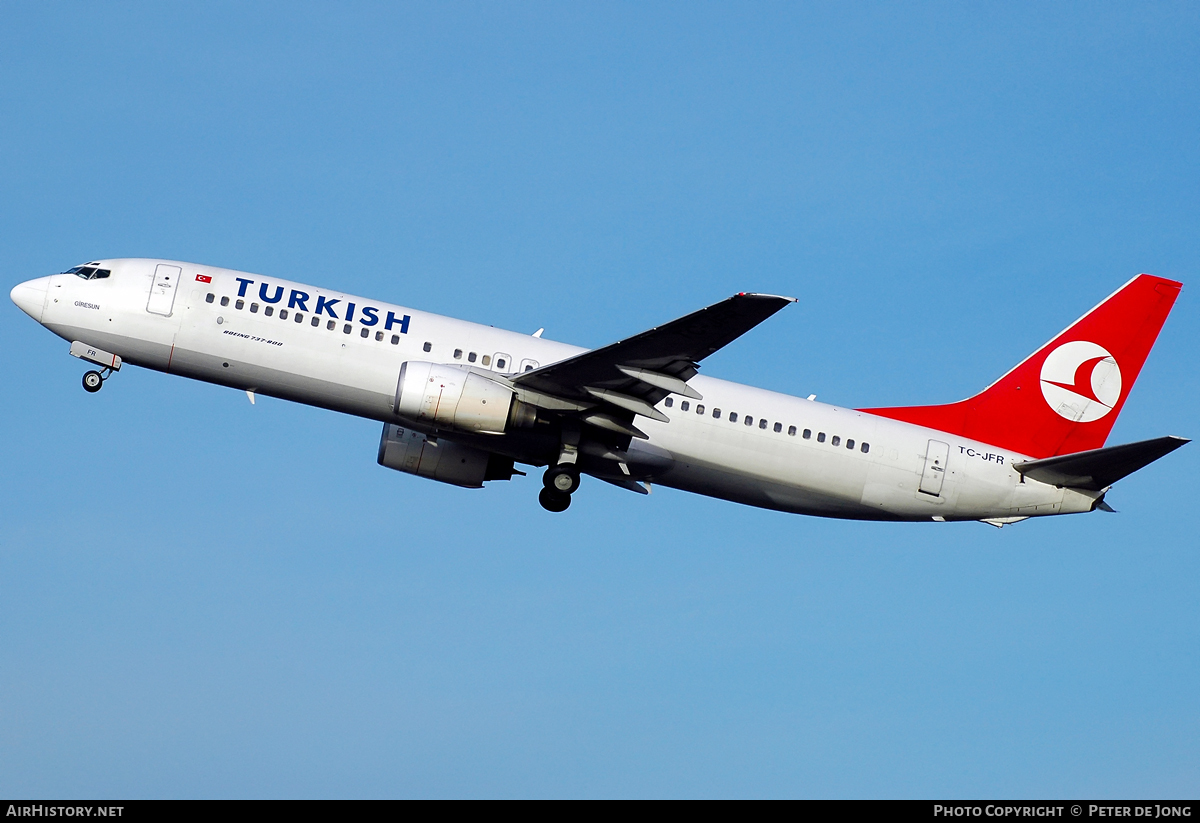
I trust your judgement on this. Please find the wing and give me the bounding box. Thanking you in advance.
[512,293,795,437]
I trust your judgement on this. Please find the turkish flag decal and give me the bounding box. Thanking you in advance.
[195,274,212,283]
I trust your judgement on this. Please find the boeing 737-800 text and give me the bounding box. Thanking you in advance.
[10,260,1187,524]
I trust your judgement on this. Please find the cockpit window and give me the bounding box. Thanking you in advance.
[65,266,110,280]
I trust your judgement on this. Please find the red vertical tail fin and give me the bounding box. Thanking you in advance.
[860,274,1183,458]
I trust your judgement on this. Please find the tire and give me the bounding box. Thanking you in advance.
[538,488,571,513]
[82,371,104,393]
[543,466,580,494]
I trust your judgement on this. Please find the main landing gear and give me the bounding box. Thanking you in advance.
[82,368,112,393]
[539,465,580,512]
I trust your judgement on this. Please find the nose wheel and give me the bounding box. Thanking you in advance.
[82,370,105,393]
[539,466,580,512]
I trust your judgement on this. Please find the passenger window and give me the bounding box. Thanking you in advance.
[235,299,244,310]
[496,358,506,370]
[250,303,259,313]
[423,342,432,353]
[729,412,738,423]
[713,408,721,418]
[803,429,811,439]
[847,439,855,450]
[861,443,870,454]
[759,419,768,429]
[343,323,351,334]
[831,435,840,446]
[745,416,754,426]
[360,327,369,338]
[220,296,230,307]
[327,320,335,330]
[681,401,689,411]
[375,331,383,341]
[311,316,319,327]
[392,335,400,344]
[454,349,463,360]
[265,306,274,316]
[664,397,673,408]
[295,313,304,323]
[280,309,288,320]
[774,422,782,433]
[817,432,826,443]
[481,355,491,366]
[205,293,215,303]
[696,405,704,415]
[788,425,796,436]
[520,359,539,372]
[468,352,477,363]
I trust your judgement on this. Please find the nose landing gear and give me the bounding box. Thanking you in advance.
[70,342,122,394]
[82,368,112,393]
[539,466,580,512]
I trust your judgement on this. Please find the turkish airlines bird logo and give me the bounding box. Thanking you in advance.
[1039,341,1122,423]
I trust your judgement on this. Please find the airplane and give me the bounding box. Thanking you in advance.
[9,259,1187,525]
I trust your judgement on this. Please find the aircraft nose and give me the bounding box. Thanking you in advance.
[10,276,51,322]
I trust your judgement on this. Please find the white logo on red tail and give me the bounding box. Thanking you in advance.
[1039,340,1122,423]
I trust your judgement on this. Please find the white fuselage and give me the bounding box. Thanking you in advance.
[17,259,1101,522]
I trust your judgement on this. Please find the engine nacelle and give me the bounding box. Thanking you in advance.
[394,361,535,434]
[377,424,517,488]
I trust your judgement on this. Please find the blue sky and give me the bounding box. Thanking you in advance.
[2,2,1197,798]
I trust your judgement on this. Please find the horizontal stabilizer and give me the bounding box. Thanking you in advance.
[1012,435,1188,490]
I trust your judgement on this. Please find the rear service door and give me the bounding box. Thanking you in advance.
[147,264,181,316]
[919,439,950,497]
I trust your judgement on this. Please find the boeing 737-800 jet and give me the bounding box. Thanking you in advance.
[10,260,1187,524]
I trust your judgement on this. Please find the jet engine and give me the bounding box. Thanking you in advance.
[377,424,518,488]
[394,361,536,434]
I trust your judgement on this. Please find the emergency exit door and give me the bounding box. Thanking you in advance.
[147,264,181,317]
[919,439,950,497]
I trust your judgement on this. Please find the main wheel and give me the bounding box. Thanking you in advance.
[82,371,104,393]
[543,466,580,494]
[538,488,571,512]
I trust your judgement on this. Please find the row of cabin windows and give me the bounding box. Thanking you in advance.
[207,292,533,373]
[428,341,526,371]
[208,293,404,344]
[451,349,505,370]
[449,348,540,372]
[663,396,870,453]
